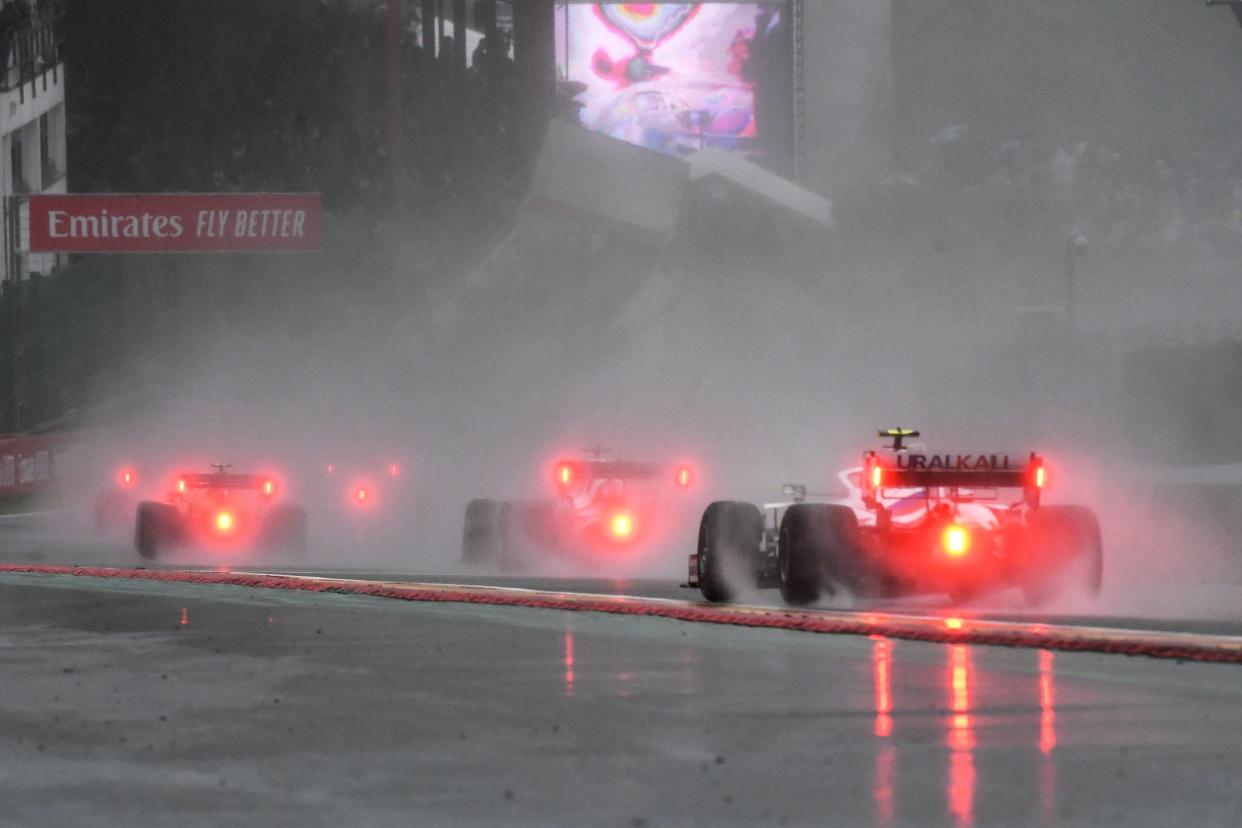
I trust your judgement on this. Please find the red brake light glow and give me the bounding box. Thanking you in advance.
[871,464,883,488]
[944,525,970,557]
[1035,466,1046,489]
[558,463,573,487]
[262,479,275,496]
[119,468,136,488]
[349,479,376,510]
[609,511,635,539]
[389,463,401,478]
[675,466,692,488]
[177,478,187,494]
[215,511,234,533]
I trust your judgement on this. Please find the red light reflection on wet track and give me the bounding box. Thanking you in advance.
[872,636,896,827]
[868,639,1064,828]
[564,626,575,698]
[874,745,896,827]
[947,644,975,827]
[872,635,894,738]
[1039,649,1056,754]
[1039,649,1058,824]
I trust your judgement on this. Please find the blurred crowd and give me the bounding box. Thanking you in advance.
[879,124,1242,263]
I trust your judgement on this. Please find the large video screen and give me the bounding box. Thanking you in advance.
[555,2,793,171]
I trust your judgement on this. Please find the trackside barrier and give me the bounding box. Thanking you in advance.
[1,564,1240,665]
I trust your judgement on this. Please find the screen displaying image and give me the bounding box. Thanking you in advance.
[555,2,792,169]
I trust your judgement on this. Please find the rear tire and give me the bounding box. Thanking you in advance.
[1022,505,1103,606]
[135,501,174,560]
[778,506,818,606]
[462,499,502,563]
[697,501,763,603]
[779,504,859,606]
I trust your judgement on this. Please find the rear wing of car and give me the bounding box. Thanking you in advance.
[861,450,1045,504]
[553,459,695,490]
[181,473,262,489]
[177,472,275,495]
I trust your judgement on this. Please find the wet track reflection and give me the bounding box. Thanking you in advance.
[947,644,975,826]
[0,564,1238,825]
[1040,649,1058,826]
[564,625,575,698]
[864,636,1073,828]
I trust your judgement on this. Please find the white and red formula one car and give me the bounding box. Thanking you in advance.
[689,429,1102,607]
[462,453,697,571]
[134,464,307,560]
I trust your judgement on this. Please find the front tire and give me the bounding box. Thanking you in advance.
[697,501,763,603]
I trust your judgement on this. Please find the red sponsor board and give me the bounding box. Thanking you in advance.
[28,193,322,253]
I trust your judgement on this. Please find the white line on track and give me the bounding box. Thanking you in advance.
[0,511,59,520]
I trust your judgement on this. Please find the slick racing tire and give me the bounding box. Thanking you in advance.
[263,505,309,558]
[778,504,858,607]
[696,501,763,603]
[1022,505,1103,607]
[461,499,503,563]
[135,501,175,560]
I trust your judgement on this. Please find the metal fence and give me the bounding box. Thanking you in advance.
[0,0,63,100]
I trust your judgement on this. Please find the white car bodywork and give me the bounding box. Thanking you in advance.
[759,467,1004,535]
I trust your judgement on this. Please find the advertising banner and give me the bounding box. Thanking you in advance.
[27,193,322,253]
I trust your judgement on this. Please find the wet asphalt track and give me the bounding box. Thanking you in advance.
[1,517,1241,825]
[0,569,1240,827]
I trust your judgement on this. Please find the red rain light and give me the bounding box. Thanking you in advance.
[262,479,275,497]
[348,479,377,510]
[177,478,187,494]
[1035,465,1046,489]
[118,468,136,489]
[389,463,401,478]
[609,511,635,539]
[215,511,234,533]
[943,525,970,557]
[675,466,692,488]
[557,462,574,488]
[871,463,883,488]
